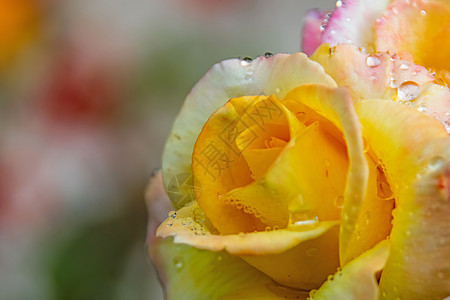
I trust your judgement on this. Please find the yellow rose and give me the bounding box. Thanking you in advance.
[148,45,450,299]
[302,0,450,86]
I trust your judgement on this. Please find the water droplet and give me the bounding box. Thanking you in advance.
[345,17,351,22]
[428,156,445,171]
[417,106,428,112]
[288,195,319,228]
[309,289,317,298]
[358,47,366,53]
[327,274,335,281]
[307,247,319,256]
[370,75,376,81]
[273,225,280,230]
[264,52,274,58]
[399,63,409,70]
[240,57,252,66]
[398,81,420,101]
[174,257,184,269]
[334,195,344,208]
[421,10,427,16]
[168,211,177,218]
[329,47,336,56]
[377,166,394,200]
[336,0,342,7]
[392,7,398,14]
[366,56,381,67]
[265,226,272,232]
[295,111,308,123]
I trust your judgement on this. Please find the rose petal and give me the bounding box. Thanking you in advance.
[162,53,336,209]
[356,100,450,299]
[302,9,327,56]
[311,44,450,130]
[375,0,450,74]
[311,44,435,101]
[320,0,390,52]
[313,240,390,300]
[192,95,300,234]
[151,237,304,300]
[284,84,370,265]
[225,121,348,228]
[156,202,340,289]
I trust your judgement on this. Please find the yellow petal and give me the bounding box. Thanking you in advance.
[356,99,450,299]
[284,84,369,265]
[375,0,450,74]
[156,202,340,289]
[312,240,390,300]
[162,53,336,209]
[151,237,281,300]
[340,155,394,263]
[192,95,302,234]
[225,121,348,228]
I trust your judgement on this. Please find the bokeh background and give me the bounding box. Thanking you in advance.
[0,0,335,299]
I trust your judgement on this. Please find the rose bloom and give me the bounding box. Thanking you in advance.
[302,0,450,86]
[147,44,449,299]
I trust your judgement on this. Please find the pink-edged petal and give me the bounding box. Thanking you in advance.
[162,53,336,209]
[321,0,390,52]
[311,44,450,130]
[302,9,327,56]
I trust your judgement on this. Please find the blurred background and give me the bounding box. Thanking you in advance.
[0,0,335,299]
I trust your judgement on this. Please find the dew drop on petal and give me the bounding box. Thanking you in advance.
[398,81,420,101]
[173,257,184,269]
[334,195,344,208]
[417,106,428,112]
[336,0,342,8]
[428,156,445,171]
[366,56,381,67]
[168,211,177,218]
[421,10,427,16]
[240,57,252,66]
[264,52,273,58]
[400,63,409,70]
[295,111,308,123]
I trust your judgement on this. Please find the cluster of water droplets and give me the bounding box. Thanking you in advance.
[166,205,209,236]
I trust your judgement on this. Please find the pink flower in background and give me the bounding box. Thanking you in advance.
[302,0,450,85]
